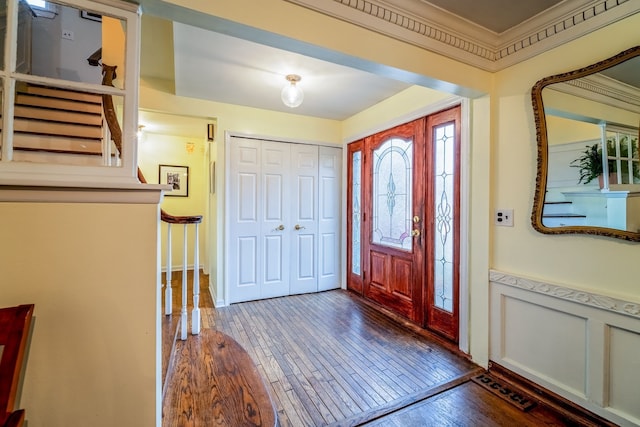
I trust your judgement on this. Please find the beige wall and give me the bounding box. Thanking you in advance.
[102,15,127,89]
[138,132,208,271]
[546,116,600,146]
[0,200,161,427]
[492,14,640,301]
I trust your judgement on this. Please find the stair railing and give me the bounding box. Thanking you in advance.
[102,64,203,339]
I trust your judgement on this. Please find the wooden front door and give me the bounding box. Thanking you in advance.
[347,106,461,342]
[362,118,426,324]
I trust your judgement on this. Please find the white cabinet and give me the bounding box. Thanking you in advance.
[227,136,341,303]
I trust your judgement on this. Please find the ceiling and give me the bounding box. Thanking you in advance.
[138,0,605,135]
[412,0,564,33]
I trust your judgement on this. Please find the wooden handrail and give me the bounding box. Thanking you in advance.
[100,64,202,225]
[100,65,122,155]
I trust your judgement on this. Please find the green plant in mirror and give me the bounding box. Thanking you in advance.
[570,135,639,185]
[571,143,602,184]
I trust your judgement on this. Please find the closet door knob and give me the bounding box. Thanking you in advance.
[294,224,305,230]
[277,224,285,231]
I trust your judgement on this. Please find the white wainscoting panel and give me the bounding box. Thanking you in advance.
[490,270,640,427]
[502,296,588,397]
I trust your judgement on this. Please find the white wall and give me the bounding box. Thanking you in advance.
[490,271,640,426]
[31,3,102,84]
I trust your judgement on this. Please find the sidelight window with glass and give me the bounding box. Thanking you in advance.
[433,122,455,312]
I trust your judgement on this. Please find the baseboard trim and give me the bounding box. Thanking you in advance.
[488,362,617,427]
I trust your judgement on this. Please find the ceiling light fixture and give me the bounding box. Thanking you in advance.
[281,74,304,108]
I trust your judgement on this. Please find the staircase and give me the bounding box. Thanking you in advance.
[12,82,111,165]
[7,70,205,399]
[542,201,587,227]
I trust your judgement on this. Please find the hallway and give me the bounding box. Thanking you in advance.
[162,283,606,426]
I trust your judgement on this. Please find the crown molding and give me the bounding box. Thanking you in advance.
[285,0,638,71]
[552,73,640,114]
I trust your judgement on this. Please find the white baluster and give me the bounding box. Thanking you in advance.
[191,223,200,335]
[180,224,188,340]
[164,223,172,315]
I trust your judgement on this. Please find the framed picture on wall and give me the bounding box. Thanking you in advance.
[159,164,189,197]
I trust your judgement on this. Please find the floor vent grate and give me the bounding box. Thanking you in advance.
[472,373,537,412]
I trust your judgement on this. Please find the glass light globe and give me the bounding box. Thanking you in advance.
[281,75,304,108]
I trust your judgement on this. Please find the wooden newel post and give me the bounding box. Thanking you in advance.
[164,223,172,315]
[180,224,188,340]
[192,223,201,335]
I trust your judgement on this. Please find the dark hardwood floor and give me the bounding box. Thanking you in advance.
[162,275,610,426]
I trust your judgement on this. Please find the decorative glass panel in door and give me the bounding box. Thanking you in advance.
[433,123,455,312]
[352,150,362,275]
[425,106,461,343]
[372,138,413,251]
[363,119,425,324]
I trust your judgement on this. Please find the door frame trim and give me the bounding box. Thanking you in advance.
[343,96,471,354]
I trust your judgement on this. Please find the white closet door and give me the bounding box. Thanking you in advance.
[229,138,262,303]
[318,146,342,291]
[290,144,319,294]
[261,141,291,298]
[229,139,291,303]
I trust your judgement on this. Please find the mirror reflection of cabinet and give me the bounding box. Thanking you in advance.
[531,46,640,242]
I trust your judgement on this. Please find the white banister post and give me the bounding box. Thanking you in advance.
[191,223,200,335]
[180,224,188,340]
[164,223,172,315]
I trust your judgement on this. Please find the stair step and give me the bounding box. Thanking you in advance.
[543,201,573,215]
[543,213,586,218]
[15,93,103,115]
[18,84,102,104]
[12,150,105,166]
[543,213,587,227]
[14,118,103,139]
[14,105,103,126]
[13,133,102,154]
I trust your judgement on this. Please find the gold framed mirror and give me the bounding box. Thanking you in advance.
[531,46,640,242]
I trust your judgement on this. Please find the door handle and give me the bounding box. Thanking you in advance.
[276,224,285,231]
[294,224,306,230]
[411,229,420,237]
